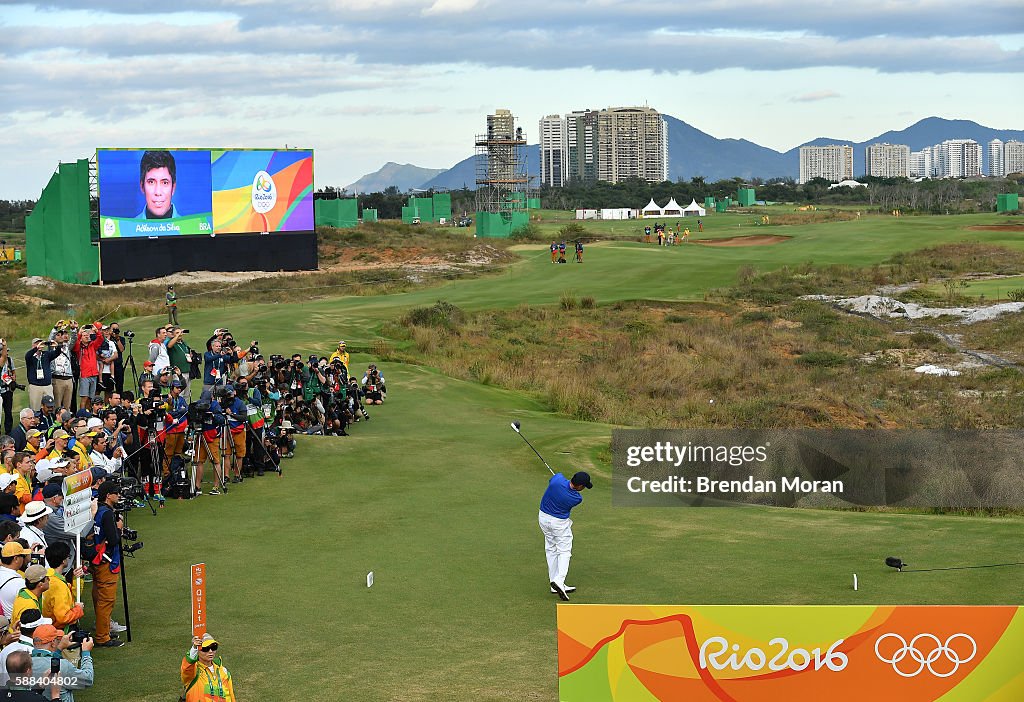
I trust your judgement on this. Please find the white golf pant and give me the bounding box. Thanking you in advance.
[539,510,573,587]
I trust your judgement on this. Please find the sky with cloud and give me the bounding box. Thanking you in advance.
[1,0,1022,197]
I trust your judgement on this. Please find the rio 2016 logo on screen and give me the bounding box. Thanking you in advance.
[97,148,313,238]
[251,171,277,215]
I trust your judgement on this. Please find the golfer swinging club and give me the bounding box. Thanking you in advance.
[539,469,592,601]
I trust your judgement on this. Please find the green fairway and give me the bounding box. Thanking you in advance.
[83,362,1024,702]
[123,213,1023,351]
[923,275,1024,301]
[11,212,1016,701]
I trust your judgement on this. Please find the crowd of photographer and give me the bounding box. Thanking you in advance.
[0,321,390,697]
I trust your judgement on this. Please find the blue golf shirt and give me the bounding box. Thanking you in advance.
[540,473,583,519]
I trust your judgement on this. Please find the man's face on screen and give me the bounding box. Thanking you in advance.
[141,166,175,217]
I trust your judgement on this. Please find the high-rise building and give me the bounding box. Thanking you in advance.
[538,115,567,188]
[935,139,981,178]
[1003,141,1024,176]
[593,107,668,184]
[988,139,1004,177]
[864,143,910,178]
[566,109,597,184]
[798,145,853,184]
[910,149,933,178]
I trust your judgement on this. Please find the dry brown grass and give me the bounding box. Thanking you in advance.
[390,297,1024,430]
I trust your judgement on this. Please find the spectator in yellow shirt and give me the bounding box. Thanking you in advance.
[42,542,84,631]
[70,431,96,470]
[328,340,350,372]
[10,453,33,514]
[8,564,48,633]
[46,429,71,462]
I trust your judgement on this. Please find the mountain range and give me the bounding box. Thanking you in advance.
[350,117,1024,192]
[345,162,446,194]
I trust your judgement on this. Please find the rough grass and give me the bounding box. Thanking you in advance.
[389,296,1024,430]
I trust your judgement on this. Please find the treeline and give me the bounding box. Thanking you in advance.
[315,172,1023,220]
[536,175,1024,213]
[0,200,35,232]
[315,185,475,220]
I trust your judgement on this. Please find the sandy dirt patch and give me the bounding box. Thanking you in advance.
[96,244,511,288]
[693,235,790,247]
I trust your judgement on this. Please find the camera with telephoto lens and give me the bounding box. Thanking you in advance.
[123,330,135,339]
[122,540,144,556]
[249,341,260,356]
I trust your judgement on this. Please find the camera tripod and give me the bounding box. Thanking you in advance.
[125,439,159,517]
[123,337,139,393]
[186,425,229,495]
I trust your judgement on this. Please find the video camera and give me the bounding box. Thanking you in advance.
[211,384,235,401]
[139,396,164,413]
[113,475,146,509]
[187,399,213,424]
[122,330,135,340]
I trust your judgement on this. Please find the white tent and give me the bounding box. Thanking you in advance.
[662,198,683,216]
[641,198,663,218]
[682,199,706,217]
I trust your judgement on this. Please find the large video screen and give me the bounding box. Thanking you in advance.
[98,148,313,237]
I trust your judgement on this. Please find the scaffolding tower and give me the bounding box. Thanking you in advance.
[474,109,529,236]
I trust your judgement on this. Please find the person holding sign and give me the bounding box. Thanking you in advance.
[181,633,236,702]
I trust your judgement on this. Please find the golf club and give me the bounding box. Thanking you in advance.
[510,421,555,475]
[885,556,1024,573]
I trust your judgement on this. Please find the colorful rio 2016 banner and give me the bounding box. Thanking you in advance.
[557,605,1024,701]
[97,148,313,238]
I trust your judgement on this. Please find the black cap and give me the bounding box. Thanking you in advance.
[571,471,593,489]
[19,609,45,629]
[41,483,62,499]
[97,480,120,500]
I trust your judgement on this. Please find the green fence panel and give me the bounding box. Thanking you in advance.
[432,193,452,222]
[363,208,378,223]
[737,188,756,207]
[410,197,434,223]
[475,210,529,237]
[315,199,359,228]
[26,178,54,278]
[27,159,97,283]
